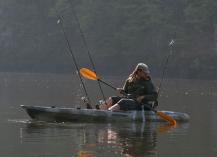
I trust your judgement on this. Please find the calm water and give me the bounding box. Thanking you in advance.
[0,72,217,157]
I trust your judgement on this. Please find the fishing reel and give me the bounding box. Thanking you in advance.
[81,97,92,109]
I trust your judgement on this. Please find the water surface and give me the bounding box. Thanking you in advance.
[0,72,217,157]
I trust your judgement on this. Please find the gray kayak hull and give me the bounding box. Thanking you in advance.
[20,105,190,123]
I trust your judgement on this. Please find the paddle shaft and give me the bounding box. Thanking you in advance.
[98,79,117,90]
[97,78,128,97]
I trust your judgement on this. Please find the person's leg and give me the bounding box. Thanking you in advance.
[108,98,138,111]
[108,103,120,111]
[99,96,122,110]
[99,97,113,110]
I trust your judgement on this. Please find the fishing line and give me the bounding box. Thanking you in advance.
[158,39,175,96]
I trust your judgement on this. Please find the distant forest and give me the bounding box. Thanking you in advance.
[0,0,217,79]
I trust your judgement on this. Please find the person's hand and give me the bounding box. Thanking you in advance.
[116,88,125,94]
[136,95,145,103]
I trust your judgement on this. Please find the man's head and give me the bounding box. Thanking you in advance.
[136,63,150,74]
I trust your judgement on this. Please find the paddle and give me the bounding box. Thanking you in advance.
[142,104,176,125]
[80,68,117,90]
[80,67,176,126]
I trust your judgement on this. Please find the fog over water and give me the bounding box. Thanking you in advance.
[1,0,217,78]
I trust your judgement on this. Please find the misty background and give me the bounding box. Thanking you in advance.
[0,0,217,79]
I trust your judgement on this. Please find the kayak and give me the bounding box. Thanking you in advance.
[20,105,190,123]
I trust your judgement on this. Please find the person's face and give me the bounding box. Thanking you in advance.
[137,69,149,78]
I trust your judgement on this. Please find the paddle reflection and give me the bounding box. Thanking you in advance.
[77,151,95,157]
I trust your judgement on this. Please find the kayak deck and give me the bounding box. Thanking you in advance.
[20,105,190,123]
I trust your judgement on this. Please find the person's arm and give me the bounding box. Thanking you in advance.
[142,92,158,101]
[137,80,158,102]
[122,79,129,94]
[116,79,129,95]
[137,93,158,103]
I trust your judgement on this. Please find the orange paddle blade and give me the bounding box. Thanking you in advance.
[157,111,176,126]
[80,68,99,80]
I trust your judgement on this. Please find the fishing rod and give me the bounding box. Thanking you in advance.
[68,0,107,103]
[157,39,175,96]
[56,12,92,109]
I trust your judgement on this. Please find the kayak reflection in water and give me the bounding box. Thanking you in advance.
[98,63,158,111]
[74,123,168,157]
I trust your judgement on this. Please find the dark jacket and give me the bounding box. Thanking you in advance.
[123,78,158,103]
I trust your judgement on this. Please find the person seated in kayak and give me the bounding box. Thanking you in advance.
[99,63,158,111]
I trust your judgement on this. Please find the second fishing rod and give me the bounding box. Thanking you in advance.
[56,11,93,109]
[68,0,108,104]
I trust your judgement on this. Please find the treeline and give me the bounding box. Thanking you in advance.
[0,0,217,79]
